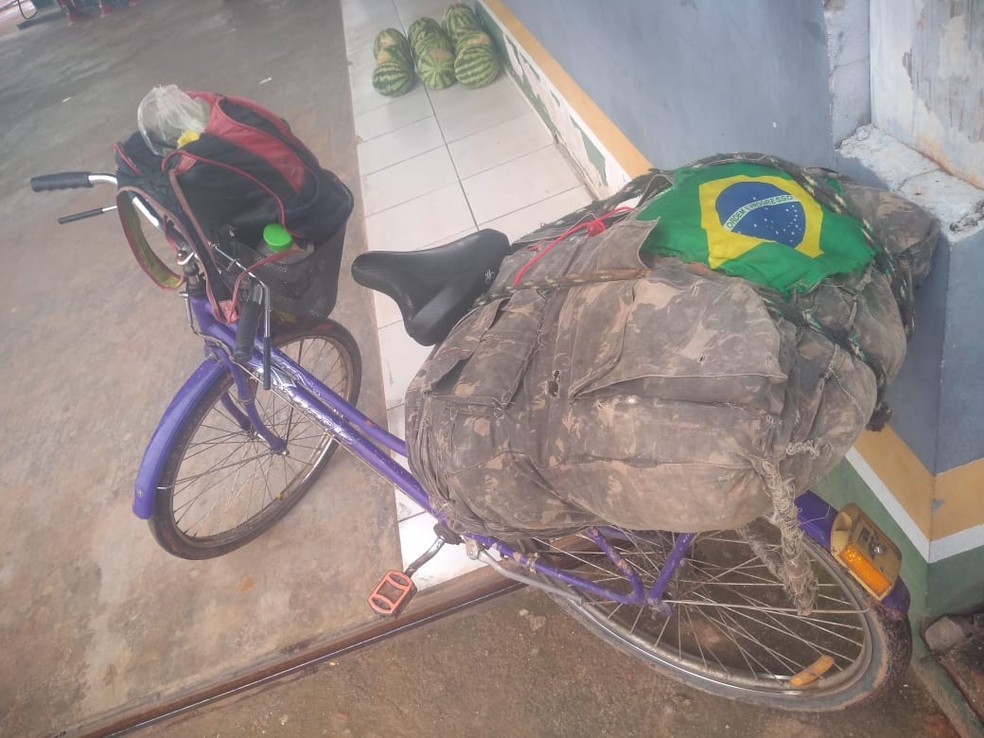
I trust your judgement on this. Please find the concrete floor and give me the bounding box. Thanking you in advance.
[0,1,966,737]
[143,587,959,738]
[0,2,401,736]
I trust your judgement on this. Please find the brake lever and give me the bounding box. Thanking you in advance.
[57,205,117,225]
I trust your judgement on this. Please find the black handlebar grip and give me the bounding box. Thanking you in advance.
[30,172,93,192]
[233,299,263,364]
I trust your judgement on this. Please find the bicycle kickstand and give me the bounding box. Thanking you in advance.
[367,523,462,617]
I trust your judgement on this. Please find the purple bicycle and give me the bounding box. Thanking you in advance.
[31,169,913,712]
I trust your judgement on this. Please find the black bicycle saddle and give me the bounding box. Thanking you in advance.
[351,229,511,346]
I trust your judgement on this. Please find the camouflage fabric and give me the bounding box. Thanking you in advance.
[405,155,938,540]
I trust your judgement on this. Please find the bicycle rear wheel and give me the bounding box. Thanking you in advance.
[149,320,361,559]
[527,521,911,711]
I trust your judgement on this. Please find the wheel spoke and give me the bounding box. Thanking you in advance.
[695,595,801,675]
[527,524,883,702]
[154,328,360,555]
[173,447,265,526]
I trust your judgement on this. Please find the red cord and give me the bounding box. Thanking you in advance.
[230,248,291,316]
[511,206,633,287]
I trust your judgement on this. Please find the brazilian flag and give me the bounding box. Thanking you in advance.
[637,162,874,296]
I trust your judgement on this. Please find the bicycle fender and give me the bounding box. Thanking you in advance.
[132,357,228,519]
[796,490,910,619]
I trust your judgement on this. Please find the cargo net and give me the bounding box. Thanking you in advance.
[472,152,922,617]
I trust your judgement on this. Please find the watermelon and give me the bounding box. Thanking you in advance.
[453,31,492,53]
[416,47,456,89]
[373,28,411,58]
[408,17,442,46]
[453,44,499,88]
[413,30,454,57]
[373,60,416,97]
[376,44,412,68]
[443,3,482,39]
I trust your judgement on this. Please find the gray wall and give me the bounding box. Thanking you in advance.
[503,0,984,475]
[937,230,984,470]
[502,0,836,168]
[871,0,984,188]
[832,153,950,474]
[832,153,984,474]
[824,0,871,144]
[880,230,984,475]
[883,241,948,471]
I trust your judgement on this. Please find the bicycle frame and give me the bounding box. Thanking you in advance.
[132,287,911,619]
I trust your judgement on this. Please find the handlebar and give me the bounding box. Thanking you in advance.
[33,168,274,386]
[31,171,138,226]
[30,172,116,192]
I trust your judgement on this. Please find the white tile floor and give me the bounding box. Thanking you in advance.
[341,0,593,589]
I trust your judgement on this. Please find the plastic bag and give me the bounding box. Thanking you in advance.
[137,85,210,156]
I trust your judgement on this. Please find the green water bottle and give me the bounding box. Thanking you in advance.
[263,223,293,253]
[262,223,309,263]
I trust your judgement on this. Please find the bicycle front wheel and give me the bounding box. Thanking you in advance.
[528,522,911,711]
[149,320,361,559]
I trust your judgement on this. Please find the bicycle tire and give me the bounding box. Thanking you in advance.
[527,523,911,711]
[149,320,361,559]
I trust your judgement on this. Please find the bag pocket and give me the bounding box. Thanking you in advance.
[413,290,546,408]
[563,269,788,412]
[203,97,312,193]
[410,297,505,396]
[453,289,545,407]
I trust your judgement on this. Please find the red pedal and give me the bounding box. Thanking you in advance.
[368,570,417,617]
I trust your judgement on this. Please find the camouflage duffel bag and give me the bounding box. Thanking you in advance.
[405,154,938,541]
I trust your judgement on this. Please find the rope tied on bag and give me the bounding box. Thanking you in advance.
[741,459,818,616]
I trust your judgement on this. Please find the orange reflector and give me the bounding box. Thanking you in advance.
[789,655,835,687]
[837,544,892,598]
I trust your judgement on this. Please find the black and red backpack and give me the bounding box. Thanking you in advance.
[114,91,353,323]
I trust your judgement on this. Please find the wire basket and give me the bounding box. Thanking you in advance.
[212,223,349,322]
